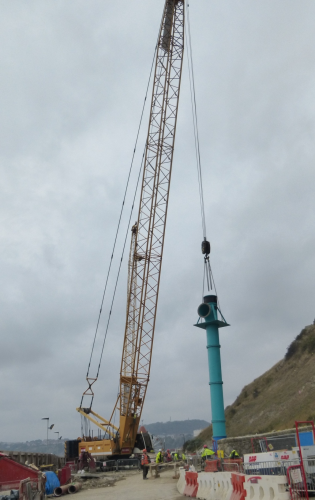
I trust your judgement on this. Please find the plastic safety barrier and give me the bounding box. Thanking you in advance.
[178,468,187,495]
[244,474,290,500]
[205,460,221,472]
[184,471,199,497]
[230,473,246,500]
[58,465,71,486]
[180,468,290,500]
[197,471,232,500]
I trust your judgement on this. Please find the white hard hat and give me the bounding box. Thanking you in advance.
[159,449,162,452]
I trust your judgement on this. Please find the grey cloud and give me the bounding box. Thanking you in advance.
[1,1,315,441]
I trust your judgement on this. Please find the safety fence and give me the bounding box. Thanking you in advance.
[19,477,45,500]
[286,460,315,500]
[188,456,203,470]
[244,459,300,476]
[287,464,306,500]
[202,458,294,474]
[98,458,140,472]
[148,460,185,478]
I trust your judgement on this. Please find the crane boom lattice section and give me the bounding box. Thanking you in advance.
[119,0,184,425]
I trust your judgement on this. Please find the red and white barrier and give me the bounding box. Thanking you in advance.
[197,472,232,500]
[183,471,199,497]
[244,475,290,500]
[177,469,290,500]
[178,468,187,496]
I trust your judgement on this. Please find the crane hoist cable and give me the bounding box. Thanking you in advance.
[185,0,220,307]
[186,0,206,240]
[81,8,166,407]
[80,146,145,409]
[85,52,157,382]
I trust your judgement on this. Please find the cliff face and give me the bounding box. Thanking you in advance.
[186,324,315,449]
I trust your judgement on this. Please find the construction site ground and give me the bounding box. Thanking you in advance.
[74,469,183,500]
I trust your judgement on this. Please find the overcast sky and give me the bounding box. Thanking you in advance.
[1,0,315,443]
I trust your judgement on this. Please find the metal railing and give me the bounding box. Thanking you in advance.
[187,455,202,471]
[244,459,300,476]
[98,458,140,472]
[222,460,244,472]
[117,458,140,470]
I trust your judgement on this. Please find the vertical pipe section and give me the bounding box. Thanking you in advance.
[195,294,228,445]
[206,319,226,439]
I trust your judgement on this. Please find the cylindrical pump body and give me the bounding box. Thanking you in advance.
[196,294,227,442]
[206,321,226,439]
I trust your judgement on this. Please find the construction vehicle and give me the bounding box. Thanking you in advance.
[74,0,185,461]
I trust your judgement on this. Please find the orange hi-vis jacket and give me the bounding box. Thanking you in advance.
[141,453,149,465]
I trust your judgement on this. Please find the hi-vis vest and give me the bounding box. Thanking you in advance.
[141,453,149,465]
[201,448,214,458]
[156,452,163,463]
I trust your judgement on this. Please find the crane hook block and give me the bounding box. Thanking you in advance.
[201,239,210,256]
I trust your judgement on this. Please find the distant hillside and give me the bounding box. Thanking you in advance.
[0,439,66,457]
[185,324,315,450]
[145,419,210,436]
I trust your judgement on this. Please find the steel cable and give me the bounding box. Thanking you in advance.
[95,150,145,379]
[84,6,168,391]
[185,0,207,239]
[186,1,220,304]
[85,35,160,381]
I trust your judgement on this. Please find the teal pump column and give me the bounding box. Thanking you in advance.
[195,294,229,447]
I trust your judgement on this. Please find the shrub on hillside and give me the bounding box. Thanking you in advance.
[285,340,299,360]
[301,333,315,353]
[253,388,259,398]
[184,438,202,452]
[285,327,315,360]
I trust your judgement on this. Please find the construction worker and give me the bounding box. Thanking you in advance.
[181,452,186,461]
[174,450,179,461]
[141,449,150,480]
[229,449,240,459]
[165,449,172,462]
[201,444,215,461]
[156,449,164,464]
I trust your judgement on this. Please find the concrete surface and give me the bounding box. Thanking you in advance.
[79,469,183,500]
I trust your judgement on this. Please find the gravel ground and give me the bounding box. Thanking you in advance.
[71,469,183,500]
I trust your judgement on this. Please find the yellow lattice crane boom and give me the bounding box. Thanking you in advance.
[76,0,185,460]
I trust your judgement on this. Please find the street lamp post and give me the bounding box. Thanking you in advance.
[41,417,54,452]
[54,431,59,440]
[42,418,49,450]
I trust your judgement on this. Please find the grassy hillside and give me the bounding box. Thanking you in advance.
[185,324,315,450]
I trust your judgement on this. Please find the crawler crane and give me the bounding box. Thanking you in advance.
[76,0,185,460]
